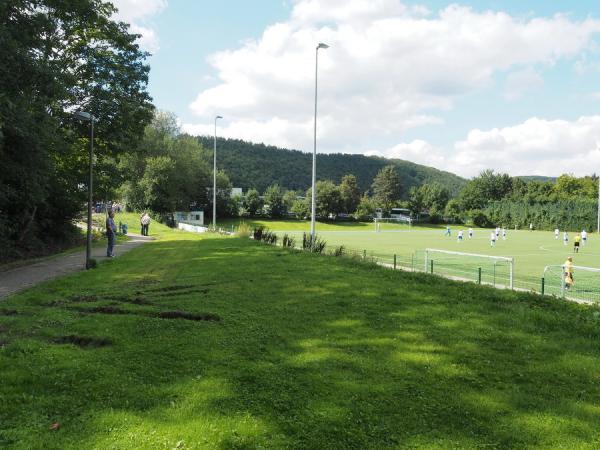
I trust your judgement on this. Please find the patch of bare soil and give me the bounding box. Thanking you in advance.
[53,334,112,348]
[156,310,220,322]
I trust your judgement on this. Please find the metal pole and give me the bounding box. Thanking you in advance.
[213,118,217,230]
[393,254,397,270]
[541,277,545,296]
[86,118,94,269]
[310,46,319,240]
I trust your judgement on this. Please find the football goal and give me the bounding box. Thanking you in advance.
[416,248,514,289]
[543,264,600,304]
[374,217,412,232]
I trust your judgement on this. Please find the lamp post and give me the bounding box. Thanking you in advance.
[311,42,329,241]
[74,111,95,269]
[213,115,223,230]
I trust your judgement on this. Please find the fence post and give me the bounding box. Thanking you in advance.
[478,267,481,284]
[541,277,545,296]
[393,254,397,270]
[430,259,434,274]
[363,249,367,261]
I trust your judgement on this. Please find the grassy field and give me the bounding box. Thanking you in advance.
[2,226,600,448]
[223,219,598,300]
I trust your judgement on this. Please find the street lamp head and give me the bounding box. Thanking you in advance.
[317,42,329,50]
[74,111,94,121]
[216,115,223,120]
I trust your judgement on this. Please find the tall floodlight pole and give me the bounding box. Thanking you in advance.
[213,115,223,230]
[311,42,329,240]
[74,111,95,269]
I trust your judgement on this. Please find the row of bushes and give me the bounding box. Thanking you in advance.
[244,225,360,261]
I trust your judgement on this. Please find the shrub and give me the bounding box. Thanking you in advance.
[262,230,277,245]
[253,226,265,241]
[236,222,252,238]
[331,245,345,257]
[302,232,327,254]
[282,234,296,248]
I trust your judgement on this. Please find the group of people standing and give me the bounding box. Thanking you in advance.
[555,228,587,253]
[104,210,152,258]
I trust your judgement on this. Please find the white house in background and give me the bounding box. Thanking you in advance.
[174,210,204,225]
[231,187,242,197]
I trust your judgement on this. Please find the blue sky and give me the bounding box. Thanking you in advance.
[114,0,600,177]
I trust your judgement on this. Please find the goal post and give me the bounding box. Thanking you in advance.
[422,248,514,289]
[374,217,412,233]
[543,264,600,303]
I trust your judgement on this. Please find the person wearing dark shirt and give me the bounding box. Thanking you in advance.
[106,211,117,257]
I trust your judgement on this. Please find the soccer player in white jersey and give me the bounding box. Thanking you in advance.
[582,229,587,245]
[502,228,507,240]
[468,228,473,239]
[490,231,496,247]
[563,231,569,246]
[457,230,464,243]
[554,228,559,239]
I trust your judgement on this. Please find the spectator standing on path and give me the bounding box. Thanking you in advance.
[141,212,151,236]
[106,210,117,257]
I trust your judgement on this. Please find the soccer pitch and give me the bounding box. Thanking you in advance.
[278,225,600,301]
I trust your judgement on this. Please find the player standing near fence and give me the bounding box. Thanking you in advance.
[564,256,574,290]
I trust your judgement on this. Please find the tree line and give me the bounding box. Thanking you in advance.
[1,0,153,261]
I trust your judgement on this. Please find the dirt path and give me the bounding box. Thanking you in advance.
[0,234,153,299]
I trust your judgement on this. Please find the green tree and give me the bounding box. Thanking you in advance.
[243,188,263,216]
[315,181,343,217]
[354,195,377,220]
[371,165,403,212]
[407,187,425,219]
[444,199,463,223]
[459,170,513,210]
[264,184,285,218]
[339,174,361,214]
[420,182,450,216]
[0,0,153,260]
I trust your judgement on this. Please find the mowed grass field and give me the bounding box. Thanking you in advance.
[228,220,598,297]
[2,226,600,448]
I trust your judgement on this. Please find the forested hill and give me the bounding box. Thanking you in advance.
[197,137,466,196]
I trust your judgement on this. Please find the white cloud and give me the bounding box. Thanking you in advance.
[186,0,600,158]
[111,0,167,53]
[375,116,600,178]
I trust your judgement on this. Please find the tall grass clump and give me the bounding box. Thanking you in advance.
[282,234,296,249]
[236,222,252,238]
[302,232,327,254]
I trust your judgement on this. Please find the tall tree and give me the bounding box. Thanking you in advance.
[371,165,403,212]
[264,184,285,218]
[339,174,361,214]
[459,170,513,210]
[0,0,153,260]
[243,188,263,217]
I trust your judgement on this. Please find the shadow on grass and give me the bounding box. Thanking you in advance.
[1,237,600,448]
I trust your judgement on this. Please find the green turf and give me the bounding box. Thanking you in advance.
[270,225,599,300]
[2,229,600,448]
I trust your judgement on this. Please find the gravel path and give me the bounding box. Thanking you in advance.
[0,234,153,299]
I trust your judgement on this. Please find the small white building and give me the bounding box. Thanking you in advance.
[174,210,204,226]
[231,187,243,197]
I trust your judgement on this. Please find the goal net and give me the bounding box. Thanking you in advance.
[543,264,600,304]
[415,248,514,289]
[374,217,412,232]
